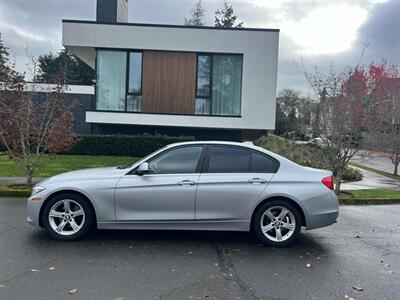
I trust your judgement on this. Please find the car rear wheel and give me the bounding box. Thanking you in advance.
[42,193,93,241]
[253,200,301,247]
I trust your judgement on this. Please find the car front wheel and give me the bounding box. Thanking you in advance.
[254,200,301,247]
[42,193,93,241]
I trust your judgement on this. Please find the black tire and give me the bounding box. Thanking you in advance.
[253,200,302,247]
[42,193,93,241]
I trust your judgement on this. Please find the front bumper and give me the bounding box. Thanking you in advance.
[27,193,47,227]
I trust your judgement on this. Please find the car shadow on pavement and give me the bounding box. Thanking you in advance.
[29,227,330,257]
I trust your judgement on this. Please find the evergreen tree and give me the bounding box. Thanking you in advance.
[184,0,206,26]
[214,1,243,28]
[35,48,95,85]
[0,33,10,78]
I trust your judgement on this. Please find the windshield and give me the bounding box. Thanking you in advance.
[117,145,169,169]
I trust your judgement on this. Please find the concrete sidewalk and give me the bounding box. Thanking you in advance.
[0,177,45,185]
[342,167,400,191]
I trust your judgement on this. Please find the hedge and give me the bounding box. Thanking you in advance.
[66,134,195,157]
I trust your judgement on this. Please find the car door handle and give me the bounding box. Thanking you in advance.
[248,178,267,184]
[177,180,196,186]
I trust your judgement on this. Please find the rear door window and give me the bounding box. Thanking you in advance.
[207,146,251,173]
[205,146,277,173]
[251,152,277,173]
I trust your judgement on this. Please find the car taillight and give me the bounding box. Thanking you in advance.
[321,176,334,190]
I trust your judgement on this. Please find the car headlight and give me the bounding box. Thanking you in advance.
[31,186,45,196]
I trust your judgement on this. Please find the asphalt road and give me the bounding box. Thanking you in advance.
[352,151,396,174]
[0,198,399,300]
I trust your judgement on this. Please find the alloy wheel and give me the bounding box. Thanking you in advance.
[48,199,86,236]
[260,206,296,242]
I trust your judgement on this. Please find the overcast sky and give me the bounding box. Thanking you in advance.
[0,0,398,96]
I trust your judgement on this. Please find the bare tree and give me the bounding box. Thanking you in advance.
[302,65,371,193]
[0,55,78,186]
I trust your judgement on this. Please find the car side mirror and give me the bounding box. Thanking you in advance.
[136,162,149,175]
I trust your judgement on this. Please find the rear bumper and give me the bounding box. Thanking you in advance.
[306,210,338,230]
[303,191,339,230]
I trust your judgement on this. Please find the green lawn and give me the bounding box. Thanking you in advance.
[340,189,400,200]
[349,162,400,181]
[0,153,139,177]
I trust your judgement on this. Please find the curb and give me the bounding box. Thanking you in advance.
[0,190,31,198]
[339,198,400,205]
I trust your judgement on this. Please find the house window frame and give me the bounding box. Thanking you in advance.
[126,50,143,112]
[95,48,143,112]
[195,54,213,115]
[195,52,243,116]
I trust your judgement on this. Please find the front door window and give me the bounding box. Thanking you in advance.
[148,146,203,174]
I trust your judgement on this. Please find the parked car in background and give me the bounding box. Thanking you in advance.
[27,141,338,247]
[307,137,330,148]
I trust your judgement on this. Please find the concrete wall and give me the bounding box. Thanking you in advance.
[30,92,93,134]
[0,84,95,135]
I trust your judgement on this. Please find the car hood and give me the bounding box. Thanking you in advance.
[41,166,125,184]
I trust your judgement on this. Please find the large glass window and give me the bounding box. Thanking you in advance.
[212,55,242,116]
[96,50,143,112]
[195,54,243,116]
[96,50,127,111]
[195,55,212,115]
[127,52,143,112]
[128,52,142,94]
[148,146,203,174]
[196,55,211,97]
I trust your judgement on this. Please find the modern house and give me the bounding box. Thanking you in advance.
[62,0,279,140]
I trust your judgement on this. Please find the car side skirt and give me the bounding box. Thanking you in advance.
[97,220,251,231]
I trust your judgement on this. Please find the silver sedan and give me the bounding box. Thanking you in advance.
[27,141,338,247]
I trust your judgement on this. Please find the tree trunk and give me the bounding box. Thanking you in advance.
[394,153,399,176]
[334,172,342,195]
[26,167,34,187]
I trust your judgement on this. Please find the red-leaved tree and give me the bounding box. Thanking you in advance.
[367,62,400,175]
[0,57,78,186]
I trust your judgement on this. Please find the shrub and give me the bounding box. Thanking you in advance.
[67,134,195,157]
[341,167,363,182]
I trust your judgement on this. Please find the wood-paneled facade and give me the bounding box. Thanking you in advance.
[142,51,196,115]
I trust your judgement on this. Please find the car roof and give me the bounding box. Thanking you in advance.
[166,140,256,149]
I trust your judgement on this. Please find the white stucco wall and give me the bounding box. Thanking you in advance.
[62,21,279,130]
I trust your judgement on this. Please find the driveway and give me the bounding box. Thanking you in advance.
[342,167,400,191]
[0,197,399,300]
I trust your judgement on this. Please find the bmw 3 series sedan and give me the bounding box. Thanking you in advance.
[27,141,338,247]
